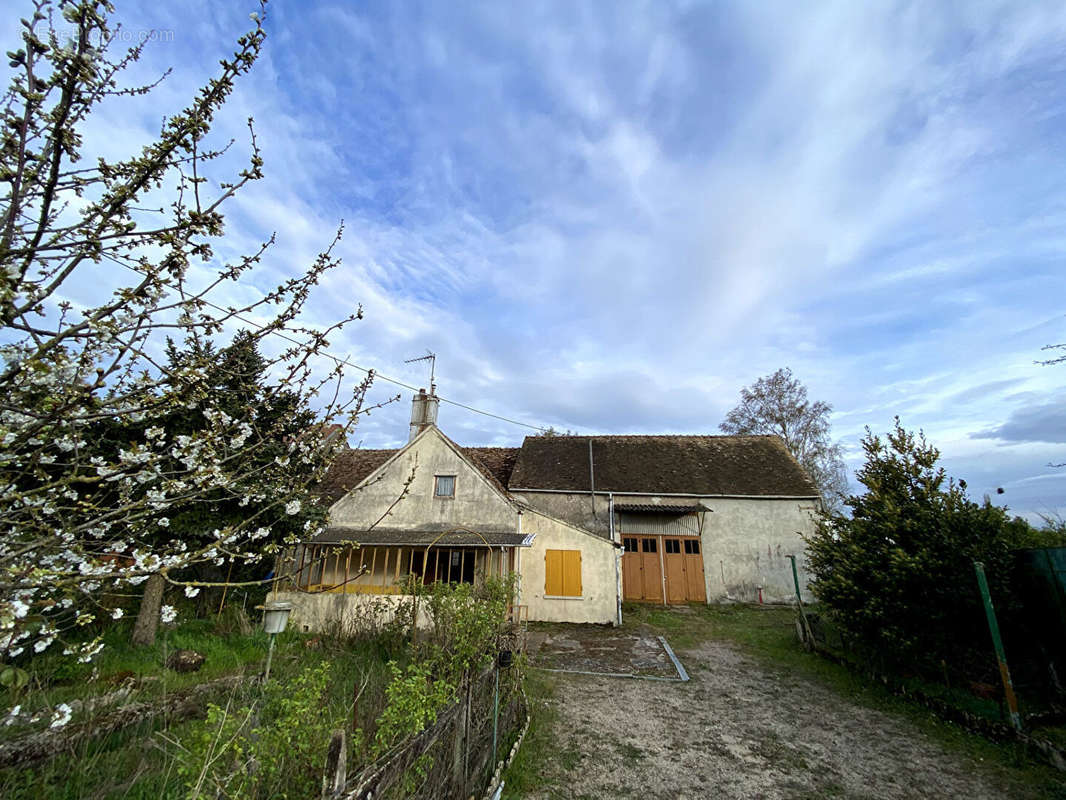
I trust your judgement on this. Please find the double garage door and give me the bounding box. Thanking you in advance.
[622,535,706,604]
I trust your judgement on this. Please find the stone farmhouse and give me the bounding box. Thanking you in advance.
[277,389,820,630]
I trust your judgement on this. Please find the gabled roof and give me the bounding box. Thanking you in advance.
[318,449,395,503]
[317,432,520,504]
[463,447,520,491]
[320,430,819,503]
[507,434,819,497]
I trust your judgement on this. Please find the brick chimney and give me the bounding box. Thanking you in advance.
[408,387,439,442]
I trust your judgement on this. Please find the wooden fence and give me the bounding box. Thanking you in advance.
[324,661,525,799]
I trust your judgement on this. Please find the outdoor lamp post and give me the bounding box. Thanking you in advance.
[261,600,292,682]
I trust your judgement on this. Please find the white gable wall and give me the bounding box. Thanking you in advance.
[329,427,518,531]
[519,510,618,624]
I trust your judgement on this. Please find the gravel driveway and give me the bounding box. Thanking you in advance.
[524,637,1048,800]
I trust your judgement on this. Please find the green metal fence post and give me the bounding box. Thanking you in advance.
[973,561,1022,733]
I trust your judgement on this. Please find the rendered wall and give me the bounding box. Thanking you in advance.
[699,498,819,603]
[274,589,434,633]
[519,510,618,624]
[509,491,612,537]
[330,428,519,532]
[512,491,818,605]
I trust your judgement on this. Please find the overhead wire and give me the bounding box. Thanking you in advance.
[97,251,549,433]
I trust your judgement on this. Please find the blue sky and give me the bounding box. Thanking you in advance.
[8,1,1066,520]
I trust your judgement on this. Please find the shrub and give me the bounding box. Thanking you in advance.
[805,418,1045,673]
[176,663,337,799]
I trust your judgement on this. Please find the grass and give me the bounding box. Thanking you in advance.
[0,610,408,800]
[622,602,1066,799]
[4,609,269,730]
[501,668,564,799]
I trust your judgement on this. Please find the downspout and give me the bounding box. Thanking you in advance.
[610,492,622,627]
[514,510,523,610]
[588,439,596,519]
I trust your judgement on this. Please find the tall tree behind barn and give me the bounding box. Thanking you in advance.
[720,368,848,512]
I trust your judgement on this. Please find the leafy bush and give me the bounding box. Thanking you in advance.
[369,576,516,758]
[176,663,337,799]
[805,418,1048,673]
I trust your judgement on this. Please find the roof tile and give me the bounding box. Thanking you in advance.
[507,435,819,497]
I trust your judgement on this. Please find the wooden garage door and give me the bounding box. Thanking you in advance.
[663,538,686,603]
[682,538,706,602]
[621,536,664,602]
[622,535,705,603]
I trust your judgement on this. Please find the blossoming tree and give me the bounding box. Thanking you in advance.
[0,0,375,687]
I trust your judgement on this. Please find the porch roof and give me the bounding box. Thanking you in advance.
[614,503,707,515]
[311,527,534,548]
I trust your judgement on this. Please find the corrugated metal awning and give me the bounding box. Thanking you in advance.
[614,503,706,515]
[309,527,533,547]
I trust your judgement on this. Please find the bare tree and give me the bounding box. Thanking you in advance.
[719,368,848,511]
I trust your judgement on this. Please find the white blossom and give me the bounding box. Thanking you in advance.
[160,605,177,624]
[49,703,72,729]
[110,608,124,620]
[285,500,301,515]
[184,586,200,598]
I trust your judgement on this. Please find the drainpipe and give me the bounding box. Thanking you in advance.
[514,543,522,610]
[610,493,622,627]
[514,510,523,609]
[588,440,596,519]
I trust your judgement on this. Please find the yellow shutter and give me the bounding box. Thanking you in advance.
[563,550,582,597]
[545,550,563,596]
[546,549,582,597]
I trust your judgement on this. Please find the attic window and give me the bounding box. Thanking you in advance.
[434,475,456,498]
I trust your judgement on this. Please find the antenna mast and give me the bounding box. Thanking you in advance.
[404,351,436,394]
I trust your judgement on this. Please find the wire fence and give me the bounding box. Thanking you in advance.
[801,611,1066,771]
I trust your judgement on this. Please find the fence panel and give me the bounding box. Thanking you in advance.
[341,662,524,800]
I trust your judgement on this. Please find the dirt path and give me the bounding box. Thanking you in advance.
[526,639,1042,800]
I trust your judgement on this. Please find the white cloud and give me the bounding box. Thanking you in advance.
[6,1,1066,518]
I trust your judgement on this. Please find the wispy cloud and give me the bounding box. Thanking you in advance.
[6,1,1066,518]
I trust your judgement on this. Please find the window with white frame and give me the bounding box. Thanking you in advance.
[434,475,456,498]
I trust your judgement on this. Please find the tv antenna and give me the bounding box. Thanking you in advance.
[404,351,436,394]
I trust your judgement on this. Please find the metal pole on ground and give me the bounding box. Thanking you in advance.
[786,553,812,648]
[492,661,500,765]
[264,634,277,682]
[973,561,1022,733]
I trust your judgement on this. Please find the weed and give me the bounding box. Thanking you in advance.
[501,669,560,799]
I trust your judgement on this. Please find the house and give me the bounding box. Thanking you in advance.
[275,389,821,630]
